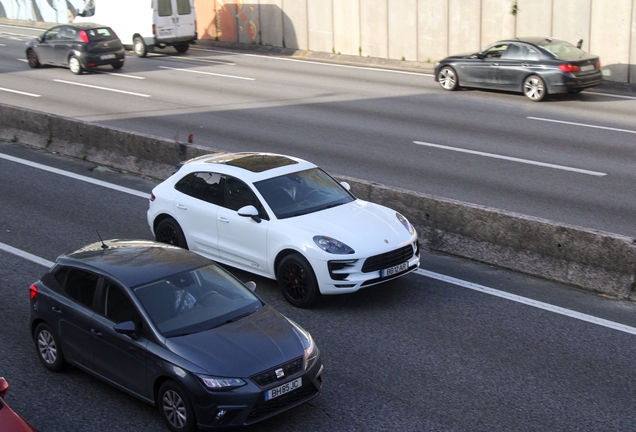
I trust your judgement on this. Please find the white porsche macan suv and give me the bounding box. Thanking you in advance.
[148,152,419,307]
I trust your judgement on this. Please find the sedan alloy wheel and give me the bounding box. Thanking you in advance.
[523,75,546,101]
[438,66,458,91]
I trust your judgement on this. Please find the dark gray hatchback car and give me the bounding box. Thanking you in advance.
[26,22,125,74]
[29,239,323,431]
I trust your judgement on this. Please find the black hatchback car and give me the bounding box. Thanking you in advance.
[29,240,323,431]
[26,23,125,75]
[434,37,602,101]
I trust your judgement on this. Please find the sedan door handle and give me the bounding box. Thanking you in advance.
[218,216,229,223]
[521,62,531,67]
[176,204,187,210]
[491,63,499,66]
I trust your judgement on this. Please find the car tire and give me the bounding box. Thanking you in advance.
[156,218,189,249]
[112,62,124,70]
[133,36,148,57]
[26,49,40,68]
[175,43,189,54]
[34,322,66,372]
[69,55,82,75]
[438,66,458,91]
[523,75,546,101]
[158,381,196,432]
[277,254,320,308]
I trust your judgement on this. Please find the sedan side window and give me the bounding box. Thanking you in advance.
[483,44,508,59]
[175,172,223,205]
[62,269,99,308]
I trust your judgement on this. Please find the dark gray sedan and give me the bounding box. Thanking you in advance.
[434,37,602,101]
[29,240,323,431]
[25,23,125,75]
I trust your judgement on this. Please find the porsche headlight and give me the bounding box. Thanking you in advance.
[396,212,415,235]
[287,318,318,369]
[313,236,354,254]
[196,374,246,391]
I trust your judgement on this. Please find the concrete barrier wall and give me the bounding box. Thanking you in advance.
[2,103,635,299]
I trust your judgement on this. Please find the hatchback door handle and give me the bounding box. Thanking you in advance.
[52,307,62,314]
[176,204,187,210]
[91,329,102,337]
[218,216,229,223]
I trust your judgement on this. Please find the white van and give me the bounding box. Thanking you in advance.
[74,0,197,57]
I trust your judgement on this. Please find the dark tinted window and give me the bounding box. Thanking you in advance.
[177,0,191,15]
[175,172,223,205]
[503,43,541,61]
[42,27,61,42]
[63,269,98,308]
[53,266,70,285]
[101,280,138,324]
[483,43,508,59]
[222,176,263,212]
[86,27,117,41]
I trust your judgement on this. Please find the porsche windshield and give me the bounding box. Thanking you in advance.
[254,168,355,219]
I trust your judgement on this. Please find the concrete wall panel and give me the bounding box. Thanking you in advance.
[589,0,632,82]
[282,0,308,49]
[333,0,360,56]
[552,0,591,51]
[194,0,218,40]
[360,0,388,58]
[448,0,481,53]
[236,4,261,44]
[388,0,418,61]
[417,0,449,62]
[259,0,284,46]
[631,0,636,83]
[515,0,552,38]
[307,0,333,53]
[481,0,516,45]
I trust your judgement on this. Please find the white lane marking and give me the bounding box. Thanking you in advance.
[0,242,54,268]
[167,55,235,65]
[0,86,40,97]
[94,71,146,80]
[0,153,149,198]
[53,79,151,97]
[528,117,636,133]
[588,92,636,100]
[413,140,607,176]
[190,47,433,76]
[158,65,254,80]
[416,269,636,336]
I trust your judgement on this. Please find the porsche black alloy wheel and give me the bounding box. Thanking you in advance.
[155,218,189,249]
[277,254,320,308]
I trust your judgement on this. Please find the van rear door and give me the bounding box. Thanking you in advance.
[154,0,195,42]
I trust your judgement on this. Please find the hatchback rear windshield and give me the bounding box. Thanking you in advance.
[85,28,117,41]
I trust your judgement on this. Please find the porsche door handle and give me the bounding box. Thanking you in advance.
[218,216,229,223]
[176,204,187,210]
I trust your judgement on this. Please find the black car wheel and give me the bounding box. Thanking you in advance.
[69,55,82,75]
[438,66,458,91]
[523,75,546,101]
[156,218,189,249]
[134,36,148,57]
[26,49,40,68]
[277,254,320,308]
[159,381,196,432]
[175,43,189,54]
[112,62,124,70]
[34,322,66,372]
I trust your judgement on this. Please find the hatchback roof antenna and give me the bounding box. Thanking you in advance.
[96,230,109,249]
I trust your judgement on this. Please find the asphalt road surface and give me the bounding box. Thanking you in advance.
[2,142,636,432]
[1,23,636,238]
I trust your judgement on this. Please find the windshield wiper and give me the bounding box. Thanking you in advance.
[225,311,254,324]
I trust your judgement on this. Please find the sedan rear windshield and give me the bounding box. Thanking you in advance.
[539,40,586,59]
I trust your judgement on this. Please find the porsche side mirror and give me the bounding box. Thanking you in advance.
[238,205,261,223]
[340,181,351,191]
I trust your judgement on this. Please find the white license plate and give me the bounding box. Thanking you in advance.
[580,64,594,71]
[381,261,408,277]
[100,54,116,60]
[265,378,302,401]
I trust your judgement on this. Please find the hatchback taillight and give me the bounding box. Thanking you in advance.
[78,30,89,43]
[29,284,38,300]
[558,63,580,73]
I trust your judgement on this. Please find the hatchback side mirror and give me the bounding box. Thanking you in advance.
[114,321,138,340]
[244,281,256,292]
